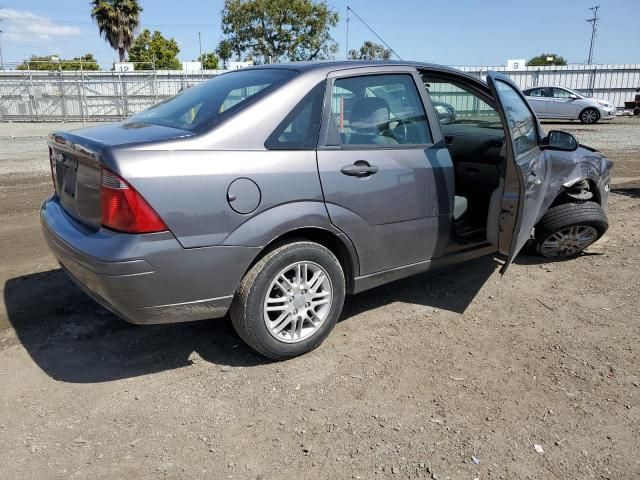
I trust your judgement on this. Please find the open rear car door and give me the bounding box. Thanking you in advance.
[486,72,547,273]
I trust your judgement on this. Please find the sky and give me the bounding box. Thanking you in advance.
[0,0,638,68]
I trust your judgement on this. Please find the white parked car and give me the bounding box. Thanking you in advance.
[522,86,616,124]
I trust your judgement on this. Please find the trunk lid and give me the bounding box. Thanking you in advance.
[48,122,192,229]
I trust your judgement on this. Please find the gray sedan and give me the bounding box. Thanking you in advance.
[41,61,612,359]
[522,86,617,124]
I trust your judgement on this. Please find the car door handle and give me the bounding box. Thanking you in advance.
[341,161,378,177]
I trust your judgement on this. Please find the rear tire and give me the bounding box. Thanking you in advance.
[230,241,345,360]
[534,201,608,259]
[579,107,600,124]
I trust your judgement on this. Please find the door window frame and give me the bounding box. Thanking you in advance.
[317,66,439,150]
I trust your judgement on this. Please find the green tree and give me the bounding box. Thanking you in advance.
[526,53,567,66]
[128,29,181,70]
[198,52,219,69]
[219,0,339,63]
[216,39,234,68]
[16,54,100,71]
[348,41,391,60]
[91,0,142,62]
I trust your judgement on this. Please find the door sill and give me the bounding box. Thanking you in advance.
[352,243,497,294]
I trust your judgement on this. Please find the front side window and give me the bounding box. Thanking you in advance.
[551,88,572,98]
[494,80,538,155]
[129,69,296,132]
[422,76,502,131]
[328,74,432,147]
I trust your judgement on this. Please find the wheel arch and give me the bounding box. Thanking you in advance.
[244,227,359,294]
[550,176,601,208]
[579,106,600,123]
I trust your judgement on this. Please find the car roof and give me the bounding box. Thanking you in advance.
[526,86,573,89]
[238,60,482,82]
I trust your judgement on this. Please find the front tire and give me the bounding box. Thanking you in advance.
[230,241,345,360]
[579,107,600,124]
[534,201,608,259]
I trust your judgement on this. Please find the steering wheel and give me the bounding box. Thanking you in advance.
[388,118,409,144]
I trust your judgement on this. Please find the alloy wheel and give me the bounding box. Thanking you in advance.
[263,261,333,343]
[540,225,598,258]
[581,109,598,124]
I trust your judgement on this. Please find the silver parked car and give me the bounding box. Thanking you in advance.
[41,62,612,359]
[522,86,617,124]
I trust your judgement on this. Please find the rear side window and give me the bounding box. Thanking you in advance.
[265,81,326,150]
[326,74,432,147]
[525,88,548,97]
[129,69,296,133]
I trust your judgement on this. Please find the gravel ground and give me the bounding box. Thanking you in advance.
[0,120,639,479]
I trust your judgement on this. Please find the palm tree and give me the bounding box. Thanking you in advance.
[90,0,142,62]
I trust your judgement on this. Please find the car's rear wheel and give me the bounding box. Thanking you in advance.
[579,107,600,124]
[534,201,608,259]
[230,241,345,359]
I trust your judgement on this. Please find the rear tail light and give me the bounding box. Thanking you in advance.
[49,147,57,193]
[100,168,168,234]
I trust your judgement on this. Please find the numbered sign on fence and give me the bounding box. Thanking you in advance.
[114,63,135,72]
[506,59,527,70]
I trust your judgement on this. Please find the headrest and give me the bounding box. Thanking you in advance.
[349,97,390,130]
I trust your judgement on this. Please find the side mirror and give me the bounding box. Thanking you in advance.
[569,94,579,100]
[541,130,578,151]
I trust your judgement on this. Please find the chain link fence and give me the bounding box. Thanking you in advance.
[0,63,224,122]
[1,63,639,122]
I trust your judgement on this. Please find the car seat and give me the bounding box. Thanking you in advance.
[348,97,398,145]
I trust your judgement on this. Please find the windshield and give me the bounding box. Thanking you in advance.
[129,68,296,132]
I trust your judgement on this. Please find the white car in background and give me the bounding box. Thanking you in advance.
[522,86,617,124]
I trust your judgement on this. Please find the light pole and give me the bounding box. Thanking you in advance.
[0,9,4,70]
[0,30,5,71]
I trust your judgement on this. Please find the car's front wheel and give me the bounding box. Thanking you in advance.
[533,201,608,259]
[230,241,345,359]
[579,107,600,124]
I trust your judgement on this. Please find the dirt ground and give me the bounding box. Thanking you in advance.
[0,118,639,480]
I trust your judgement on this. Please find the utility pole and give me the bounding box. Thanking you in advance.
[0,12,5,71]
[198,31,203,63]
[586,6,600,65]
[0,29,5,71]
[345,6,402,60]
[345,7,349,59]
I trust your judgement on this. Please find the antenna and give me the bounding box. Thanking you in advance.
[346,6,402,60]
[586,6,600,65]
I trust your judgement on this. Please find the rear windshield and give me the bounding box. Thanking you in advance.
[128,68,296,133]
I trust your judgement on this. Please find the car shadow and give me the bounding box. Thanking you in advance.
[513,250,603,266]
[610,183,640,199]
[4,256,498,383]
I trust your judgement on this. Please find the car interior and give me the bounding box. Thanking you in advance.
[420,73,507,247]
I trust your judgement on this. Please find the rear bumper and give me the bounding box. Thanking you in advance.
[40,195,260,325]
